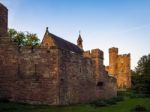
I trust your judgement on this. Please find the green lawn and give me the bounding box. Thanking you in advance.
[0,98,150,112]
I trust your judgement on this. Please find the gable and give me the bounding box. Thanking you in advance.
[41,30,83,54]
[41,33,56,48]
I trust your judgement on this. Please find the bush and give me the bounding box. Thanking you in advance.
[117,91,125,96]
[105,98,117,105]
[90,100,108,107]
[113,96,124,102]
[0,97,10,103]
[90,96,124,107]
[131,105,147,112]
[129,93,147,99]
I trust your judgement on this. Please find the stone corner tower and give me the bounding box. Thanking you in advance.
[107,47,131,89]
[117,53,131,88]
[0,3,8,37]
[109,47,118,76]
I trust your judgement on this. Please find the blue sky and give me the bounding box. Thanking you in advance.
[0,0,150,69]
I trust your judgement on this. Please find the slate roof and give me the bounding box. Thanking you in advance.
[47,31,84,54]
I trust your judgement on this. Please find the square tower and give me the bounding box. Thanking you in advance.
[0,3,8,37]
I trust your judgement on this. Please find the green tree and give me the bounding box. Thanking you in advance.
[8,28,40,46]
[132,54,150,95]
[24,32,40,46]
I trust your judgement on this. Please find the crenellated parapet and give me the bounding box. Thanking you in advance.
[91,49,104,59]
[83,49,103,60]
[109,47,118,53]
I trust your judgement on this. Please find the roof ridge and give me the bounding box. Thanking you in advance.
[48,32,83,50]
[47,32,83,54]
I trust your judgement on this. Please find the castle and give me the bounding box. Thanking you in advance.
[0,3,130,105]
[106,48,131,88]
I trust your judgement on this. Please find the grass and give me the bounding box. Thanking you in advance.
[0,98,150,112]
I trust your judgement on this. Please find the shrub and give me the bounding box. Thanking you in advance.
[129,93,147,99]
[113,96,124,102]
[105,98,117,105]
[90,96,124,107]
[90,100,108,107]
[0,97,9,103]
[131,105,147,112]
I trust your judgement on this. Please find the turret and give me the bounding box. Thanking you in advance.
[91,49,104,82]
[109,47,118,76]
[0,3,8,37]
[77,33,83,49]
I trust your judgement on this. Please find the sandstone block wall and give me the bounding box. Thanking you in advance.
[59,50,96,104]
[117,54,131,88]
[0,3,117,105]
[106,47,131,88]
[0,37,60,105]
[0,37,117,105]
[84,49,117,99]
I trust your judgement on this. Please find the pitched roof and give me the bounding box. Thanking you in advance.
[46,31,84,54]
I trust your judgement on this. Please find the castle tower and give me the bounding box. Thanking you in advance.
[117,54,131,88]
[77,33,83,49]
[0,3,8,37]
[109,47,118,76]
[107,47,131,89]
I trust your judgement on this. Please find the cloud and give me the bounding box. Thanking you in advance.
[115,24,150,35]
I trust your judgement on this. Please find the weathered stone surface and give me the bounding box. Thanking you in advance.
[0,3,117,105]
[106,47,131,88]
[0,3,8,37]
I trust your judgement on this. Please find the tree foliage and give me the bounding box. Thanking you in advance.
[131,54,150,95]
[8,28,40,46]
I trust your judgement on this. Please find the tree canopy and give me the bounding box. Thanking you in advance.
[131,54,150,95]
[8,28,40,46]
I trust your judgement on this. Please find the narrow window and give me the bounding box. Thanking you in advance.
[96,81,104,89]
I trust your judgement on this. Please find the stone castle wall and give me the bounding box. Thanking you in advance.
[84,50,117,99]
[0,37,60,104]
[58,50,96,104]
[0,37,117,105]
[0,3,117,105]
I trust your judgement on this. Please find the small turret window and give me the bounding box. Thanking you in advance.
[97,82,103,86]
[45,43,49,47]
[96,81,104,89]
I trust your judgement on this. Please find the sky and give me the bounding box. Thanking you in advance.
[0,0,150,69]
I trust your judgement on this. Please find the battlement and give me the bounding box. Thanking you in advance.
[91,49,103,59]
[118,53,130,59]
[83,50,91,58]
[83,49,103,59]
[109,47,118,53]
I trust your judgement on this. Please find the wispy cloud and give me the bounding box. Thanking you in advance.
[114,24,150,35]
